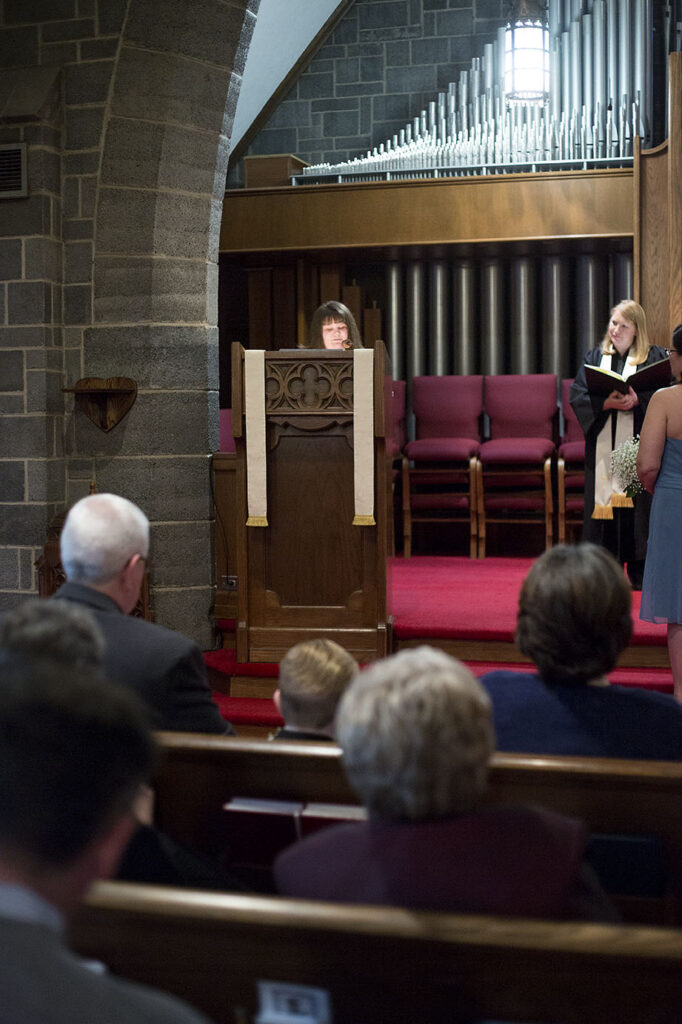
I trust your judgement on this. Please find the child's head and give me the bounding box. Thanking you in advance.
[276,639,359,734]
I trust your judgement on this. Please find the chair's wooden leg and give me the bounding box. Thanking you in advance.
[401,457,412,558]
[468,457,478,559]
[544,457,554,550]
[557,457,566,545]
[476,460,486,558]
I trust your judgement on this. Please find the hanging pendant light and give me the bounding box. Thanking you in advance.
[504,0,550,104]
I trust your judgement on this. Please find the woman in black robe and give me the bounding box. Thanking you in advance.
[569,300,668,587]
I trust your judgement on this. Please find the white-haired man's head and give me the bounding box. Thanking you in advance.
[60,494,150,613]
[335,646,495,822]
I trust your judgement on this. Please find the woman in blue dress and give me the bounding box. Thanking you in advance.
[638,323,682,700]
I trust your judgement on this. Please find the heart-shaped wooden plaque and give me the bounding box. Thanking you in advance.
[71,377,138,432]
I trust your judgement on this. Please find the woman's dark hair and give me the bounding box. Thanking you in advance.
[672,323,682,356]
[515,543,633,685]
[305,300,363,349]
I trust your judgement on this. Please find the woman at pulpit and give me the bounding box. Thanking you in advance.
[305,300,363,350]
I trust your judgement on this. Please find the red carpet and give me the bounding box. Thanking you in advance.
[208,556,672,723]
[390,555,667,647]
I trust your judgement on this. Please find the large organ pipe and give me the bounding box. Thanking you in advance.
[575,254,609,358]
[406,261,426,385]
[480,259,505,376]
[452,260,477,375]
[429,260,450,375]
[385,262,403,380]
[542,256,570,379]
[510,257,536,374]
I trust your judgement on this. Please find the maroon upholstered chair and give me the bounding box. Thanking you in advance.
[402,375,483,558]
[477,374,558,557]
[557,378,586,543]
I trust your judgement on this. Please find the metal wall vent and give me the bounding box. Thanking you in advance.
[0,143,28,198]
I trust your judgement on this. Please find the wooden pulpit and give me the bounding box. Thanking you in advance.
[231,342,393,663]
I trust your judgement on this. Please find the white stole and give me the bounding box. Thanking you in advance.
[353,348,375,525]
[592,352,636,519]
[244,350,268,526]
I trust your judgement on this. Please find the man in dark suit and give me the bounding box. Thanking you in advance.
[54,492,233,735]
[0,659,212,1023]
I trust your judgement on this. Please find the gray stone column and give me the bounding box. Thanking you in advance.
[0,0,259,648]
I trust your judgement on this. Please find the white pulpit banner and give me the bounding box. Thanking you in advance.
[353,348,375,525]
[244,350,268,526]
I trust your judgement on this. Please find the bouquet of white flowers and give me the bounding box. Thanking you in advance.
[611,435,644,499]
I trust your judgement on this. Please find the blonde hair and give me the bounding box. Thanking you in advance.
[336,647,494,821]
[278,639,358,731]
[601,299,651,365]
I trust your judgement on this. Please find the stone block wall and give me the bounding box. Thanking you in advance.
[0,0,257,646]
[240,0,503,172]
[0,63,65,609]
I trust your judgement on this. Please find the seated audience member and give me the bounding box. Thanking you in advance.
[275,646,615,921]
[0,596,104,669]
[0,663,212,1023]
[272,638,358,741]
[480,543,682,758]
[0,601,248,892]
[54,492,233,735]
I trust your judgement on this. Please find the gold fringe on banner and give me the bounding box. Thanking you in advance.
[352,514,376,526]
[246,516,268,527]
[592,504,614,519]
[610,493,634,508]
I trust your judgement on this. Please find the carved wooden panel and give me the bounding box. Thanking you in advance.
[264,357,354,415]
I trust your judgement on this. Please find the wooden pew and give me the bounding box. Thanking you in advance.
[70,881,682,1024]
[153,734,682,921]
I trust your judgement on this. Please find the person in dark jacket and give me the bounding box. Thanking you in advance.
[481,543,682,759]
[54,492,233,735]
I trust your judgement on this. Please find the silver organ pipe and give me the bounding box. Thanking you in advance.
[452,260,477,375]
[297,0,657,183]
[385,262,404,381]
[405,261,426,384]
[510,257,537,374]
[429,260,450,375]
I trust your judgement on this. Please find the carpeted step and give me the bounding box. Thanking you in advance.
[205,652,673,727]
[212,691,283,727]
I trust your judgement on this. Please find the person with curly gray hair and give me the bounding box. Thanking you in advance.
[275,646,614,921]
[481,543,682,758]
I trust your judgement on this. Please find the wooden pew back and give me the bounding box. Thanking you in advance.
[154,733,682,850]
[153,734,682,919]
[70,881,682,1024]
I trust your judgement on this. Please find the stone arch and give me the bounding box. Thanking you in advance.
[69,0,257,645]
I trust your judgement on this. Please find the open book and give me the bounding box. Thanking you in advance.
[584,357,672,397]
